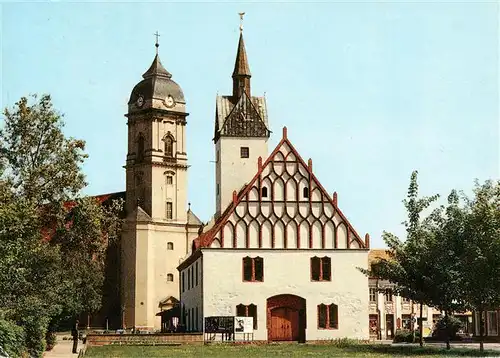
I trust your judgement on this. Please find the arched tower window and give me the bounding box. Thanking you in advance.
[167,273,174,282]
[137,134,145,163]
[164,135,174,157]
[167,242,174,250]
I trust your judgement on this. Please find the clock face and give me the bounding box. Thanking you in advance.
[164,95,175,108]
[136,96,144,108]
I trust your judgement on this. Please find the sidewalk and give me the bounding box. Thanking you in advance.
[44,339,85,358]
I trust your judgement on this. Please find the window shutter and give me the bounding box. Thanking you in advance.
[318,304,327,328]
[243,257,253,281]
[322,257,331,281]
[311,257,321,281]
[248,304,258,329]
[329,304,338,329]
[254,257,264,281]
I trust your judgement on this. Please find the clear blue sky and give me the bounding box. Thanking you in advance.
[1,2,498,248]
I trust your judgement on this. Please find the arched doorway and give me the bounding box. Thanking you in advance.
[267,294,306,342]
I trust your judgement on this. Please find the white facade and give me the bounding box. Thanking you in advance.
[215,136,268,217]
[179,128,371,341]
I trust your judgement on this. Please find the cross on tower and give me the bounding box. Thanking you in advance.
[154,31,160,54]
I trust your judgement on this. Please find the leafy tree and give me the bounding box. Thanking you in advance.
[422,190,467,349]
[0,94,87,206]
[362,171,439,346]
[0,94,123,356]
[459,180,500,352]
[51,196,123,324]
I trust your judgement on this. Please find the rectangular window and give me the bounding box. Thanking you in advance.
[385,288,393,302]
[240,147,249,158]
[369,288,377,302]
[311,256,331,281]
[191,265,194,288]
[216,184,220,196]
[166,176,173,185]
[318,304,338,329]
[236,304,258,329]
[216,150,220,163]
[195,262,199,286]
[166,202,173,219]
[182,272,185,293]
[488,311,498,336]
[187,267,191,290]
[242,257,264,282]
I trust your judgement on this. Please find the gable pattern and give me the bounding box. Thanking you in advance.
[195,128,369,251]
[219,92,270,138]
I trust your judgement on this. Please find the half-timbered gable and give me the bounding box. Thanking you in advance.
[196,127,370,252]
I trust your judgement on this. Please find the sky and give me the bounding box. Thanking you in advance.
[1,1,498,248]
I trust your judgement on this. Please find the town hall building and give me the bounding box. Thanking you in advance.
[118,20,371,341]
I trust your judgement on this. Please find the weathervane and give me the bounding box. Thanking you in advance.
[154,31,160,54]
[239,12,245,33]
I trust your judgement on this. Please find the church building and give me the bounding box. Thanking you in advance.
[176,27,371,341]
[116,18,370,340]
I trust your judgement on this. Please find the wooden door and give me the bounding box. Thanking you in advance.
[270,307,299,341]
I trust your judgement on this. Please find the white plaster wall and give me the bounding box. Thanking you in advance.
[202,249,369,341]
[179,256,203,331]
[216,137,268,216]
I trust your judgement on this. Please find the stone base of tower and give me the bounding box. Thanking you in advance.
[120,207,201,332]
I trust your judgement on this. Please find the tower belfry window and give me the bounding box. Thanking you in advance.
[166,201,173,219]
[165,136,173,157]
[137,135,145,163]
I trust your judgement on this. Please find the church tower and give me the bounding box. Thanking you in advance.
[214,18,270,217]
[121,38,202,331]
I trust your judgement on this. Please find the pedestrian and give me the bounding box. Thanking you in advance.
[71,320,79,354]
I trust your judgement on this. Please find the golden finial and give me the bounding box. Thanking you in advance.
[239,12,245,33]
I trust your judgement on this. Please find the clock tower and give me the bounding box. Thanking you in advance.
[121,39,202,330]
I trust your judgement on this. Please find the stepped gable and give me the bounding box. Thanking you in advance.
[193,127,369,250]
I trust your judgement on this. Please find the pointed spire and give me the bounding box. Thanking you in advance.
[232,13,251,99]
[143,32,172,79]
[232,33,251,78]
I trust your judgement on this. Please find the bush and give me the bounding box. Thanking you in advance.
[393,329,420,343]
[45,331,57,351]
[432,315,464,340]
[0,319,26,358]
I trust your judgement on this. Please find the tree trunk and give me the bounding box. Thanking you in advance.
[479,309,484,353]
[445,311,451,350]
[419,303,424,347]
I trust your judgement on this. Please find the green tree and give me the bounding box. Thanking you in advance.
[0,94,123,356]
[362,171,439,346]
[459,180,500,352]
[422,190,467,349]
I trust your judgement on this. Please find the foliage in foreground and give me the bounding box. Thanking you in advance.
[0,318,26,358]
[0,94,123,357]
[361,171,500,352]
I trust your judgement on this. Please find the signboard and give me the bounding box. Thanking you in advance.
[234,316,253,334]
[204,316,234,334]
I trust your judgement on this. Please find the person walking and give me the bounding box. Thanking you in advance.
[71,320,79,354]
